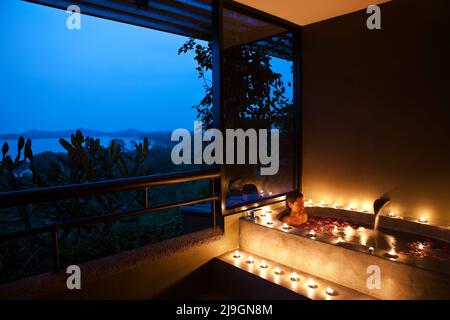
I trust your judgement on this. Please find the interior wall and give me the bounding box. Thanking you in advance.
[302,0,450,226]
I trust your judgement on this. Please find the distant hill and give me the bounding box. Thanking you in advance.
[0,129,172,140]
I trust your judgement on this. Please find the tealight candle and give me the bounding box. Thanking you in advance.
[307,230,316,238]
[388,212,396,218]
[337,237,345,244]
[306,200,313,207]
[325,287,335,296]
[268,192,273,196]
[245,256,254,264]
[320,201,327,207]
[368,247,375,254]
[418,217,428,223]
[259,260,269,269]
[308,279,318,289]
[282,223,291,230]
[385,248,398,259]
[266,217,273,226]
[274,267,283,275]
[233,250,241,259]
[334,203,342,209]
[349,204,357,211]
[290,272,300,282]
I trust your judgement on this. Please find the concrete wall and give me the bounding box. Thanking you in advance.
[302,0,450,226]
[0,214,242,300]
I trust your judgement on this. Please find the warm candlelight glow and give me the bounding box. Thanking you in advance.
[259,260,269,269]
[325,287,335,296]
[334,202,342,209]
[266,216,273,225]
[419,217,428,223]
[368,247,375,254]
[388,212,396,218]
[290,272,300,282]
[418,243,425,250]
[308,279,318,289]
[349,204,357,211]
[245,256,254,264]
[233,250,241,259]
[389,248,397,256]
[306,200,313,207]
[282,223,291,230]
[307,230,316,238]
[268,192,273,196]
[320,201,327,207]
[337,237,345,244]
[274,267,283,275]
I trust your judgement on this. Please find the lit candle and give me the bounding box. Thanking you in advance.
[418,243,425,250]
[320,201,327,207]
[290,272,300,282]
[246,256,254,264]
[349,204,357,211]
[368,247,375,254]
[282,223,291,230]
[268,192,273,196]
[233,250,241,259]
[266,216,273,225]
[308,279,318,289]
[389,248,396,256]
[388,212,396,218]
[274,267,283,275]
[307,230,316,238]
[325,287,335,296]
[334,202,342,209]
[386,247,398,259]
[337,237,345,244]
[306,200,313,207]
[259,260,269,269]
[418,217,428,223]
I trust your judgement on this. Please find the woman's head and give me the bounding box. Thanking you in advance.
[286,191,304,213]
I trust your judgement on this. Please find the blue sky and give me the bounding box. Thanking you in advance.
[0,1,292,134]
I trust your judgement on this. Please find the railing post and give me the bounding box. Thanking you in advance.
[51,226,60,273]
[144,187,148,209]
[211,178,216,228]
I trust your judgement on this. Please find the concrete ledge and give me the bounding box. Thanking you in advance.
[0,227,224,300]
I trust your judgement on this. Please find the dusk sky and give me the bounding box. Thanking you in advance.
[0,1,292,134]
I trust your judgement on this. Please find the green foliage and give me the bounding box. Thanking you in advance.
[178,38,293,130]
[0,131,208,284]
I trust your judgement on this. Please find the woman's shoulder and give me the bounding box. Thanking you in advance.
[276,210,289,221]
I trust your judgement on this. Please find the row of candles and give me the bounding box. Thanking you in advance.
[232,251,337,296]
[254,209,400,260]
[305,200,430,224]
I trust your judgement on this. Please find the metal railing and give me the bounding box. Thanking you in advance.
[0,169,221,272]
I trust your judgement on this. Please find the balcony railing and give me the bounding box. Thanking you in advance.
[0,169,221,273]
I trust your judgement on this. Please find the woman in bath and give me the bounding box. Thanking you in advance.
[277,191,308,226]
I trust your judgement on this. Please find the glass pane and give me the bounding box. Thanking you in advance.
[222,9,295,208]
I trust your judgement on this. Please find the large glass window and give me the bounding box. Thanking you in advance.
[221,8,295,208]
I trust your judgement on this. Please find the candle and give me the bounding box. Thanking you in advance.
[282,223,291,230]
[418,217,428,223]
[307,230,316,238]
[320,201,327,207]
[325,287,335,296]
[308,279,318,289]
[274,267,283,275]
[388,212,396,218]
[290,272,300,282]
[259,260,268,269]
[245,256,254,264]
[233,250,241,259]
[306,200,313,207]
[418,243,425,250]
[368,247,375,254]
[334,202,342,209]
